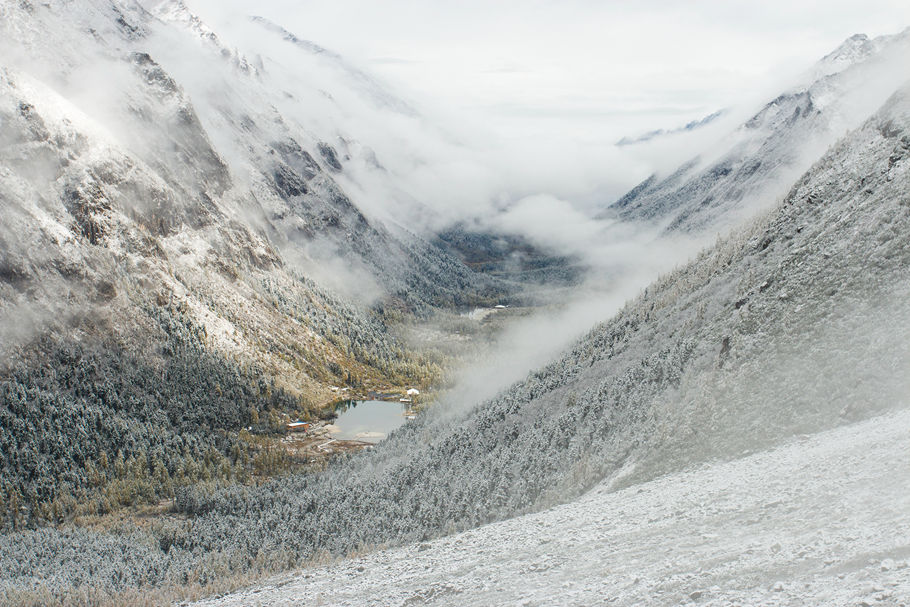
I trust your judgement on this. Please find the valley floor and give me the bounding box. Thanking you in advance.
[194,407,910,607]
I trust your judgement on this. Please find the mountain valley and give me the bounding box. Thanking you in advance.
[0,2,908,605]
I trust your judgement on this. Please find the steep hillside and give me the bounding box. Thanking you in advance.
[199,409,910,606]
[434,223,586,288]
[605,29,910,234]
[0,0,508,313]
[0,0,520,401]
[0,0,514,530]
[3,64,908,604]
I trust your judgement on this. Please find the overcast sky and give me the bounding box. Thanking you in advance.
[187,0,910,145]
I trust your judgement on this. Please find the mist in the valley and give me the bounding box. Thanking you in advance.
[3,1,908,422]
[4,6,910,603]
[122,3,756,410]
[90,1,726,414]
[3,0,909,426]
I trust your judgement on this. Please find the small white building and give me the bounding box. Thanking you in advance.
[406,388,420,396]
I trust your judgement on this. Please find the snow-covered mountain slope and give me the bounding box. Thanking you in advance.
[605,29,910,235]
[0,0,507,314]
[171,79,910,570]
[199,407,910,607]
[3,69,908,605]
[0,0,522,534]
[0,0,511,391]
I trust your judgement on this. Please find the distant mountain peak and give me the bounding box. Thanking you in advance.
[153,0,261,75]
[249,16,340,60]
[823,32,872,59]
[605,28,910,233]
[809,32,878,82]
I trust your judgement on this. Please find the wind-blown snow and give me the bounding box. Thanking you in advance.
[198,408,910,607]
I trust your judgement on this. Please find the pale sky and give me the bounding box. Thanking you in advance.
[187,0,910,143]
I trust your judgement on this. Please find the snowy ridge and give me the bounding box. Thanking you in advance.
[152,0,261,75]
[616,109,726,147]
[606,28,910,235]
[246,15,418,117]
[809,33,878,80]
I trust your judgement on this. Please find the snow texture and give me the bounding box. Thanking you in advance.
[198,408,910,607]
[2,57,909,604]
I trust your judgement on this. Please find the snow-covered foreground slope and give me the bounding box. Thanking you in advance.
[200,407,910,607]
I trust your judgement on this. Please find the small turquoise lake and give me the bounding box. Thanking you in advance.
[329,400,410,442]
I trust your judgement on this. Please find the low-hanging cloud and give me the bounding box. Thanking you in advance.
[136,3,908,419]
[5,0,903,417]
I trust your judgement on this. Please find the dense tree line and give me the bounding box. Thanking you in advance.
[258,275,444,388]
[434,225,585,287]
[284,176,515,317]
[0,304,299,530]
